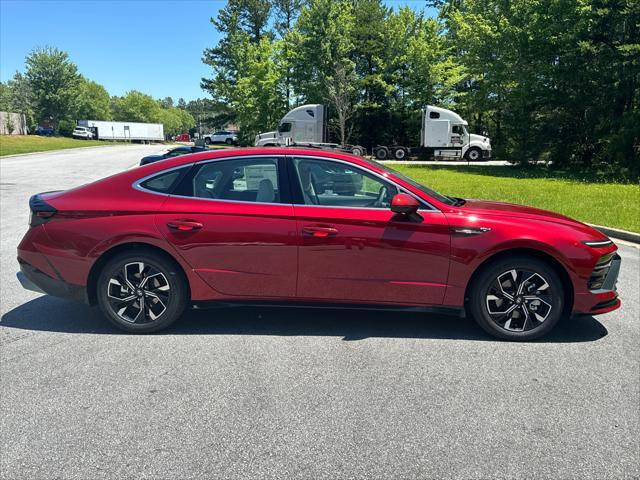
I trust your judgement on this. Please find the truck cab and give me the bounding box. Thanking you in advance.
[422,106,491,161]
[255,104,326,147]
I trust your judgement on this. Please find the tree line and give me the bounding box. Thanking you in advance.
[202,0,638,175]
[0,47,196,138]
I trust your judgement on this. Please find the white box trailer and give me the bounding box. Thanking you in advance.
[77,120,164,142]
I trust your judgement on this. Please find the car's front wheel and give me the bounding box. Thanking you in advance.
[97,251,188,333]
[468,256,565,341]
[225,138,233,145]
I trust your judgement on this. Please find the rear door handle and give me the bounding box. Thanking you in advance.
[302,225,338,237]
[167,220,203,232]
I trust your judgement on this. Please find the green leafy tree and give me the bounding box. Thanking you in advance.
[75,78,112,120]
[24,47,80,130]
[111,90,162,123]
[159,97,174,109]
[287,0,355,105]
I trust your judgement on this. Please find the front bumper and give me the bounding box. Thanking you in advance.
[17,260,87,303]
[574,254,622,315]
[482,148,491,159]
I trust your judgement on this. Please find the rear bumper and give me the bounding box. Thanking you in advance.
[482,149,491,159]
[17,259,87,303]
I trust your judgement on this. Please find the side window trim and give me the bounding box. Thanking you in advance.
[285,155,436,211]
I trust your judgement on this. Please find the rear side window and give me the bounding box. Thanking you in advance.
[139,167,189,193]
[179,157,281,203]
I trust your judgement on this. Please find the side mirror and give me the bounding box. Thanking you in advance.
[391,193,419,215]
[390,193,423,222]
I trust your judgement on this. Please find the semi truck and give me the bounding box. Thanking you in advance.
[254,104,491,161]
[75,120,164,142]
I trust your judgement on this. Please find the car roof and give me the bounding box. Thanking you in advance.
[147,147,373,171]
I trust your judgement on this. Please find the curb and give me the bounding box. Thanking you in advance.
[588,224,640,245]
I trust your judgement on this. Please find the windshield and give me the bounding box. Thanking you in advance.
[367,159,458,206]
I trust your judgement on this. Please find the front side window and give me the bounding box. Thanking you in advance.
[187,157,280,203]
[278,122,292,133]
[293,158,397,209]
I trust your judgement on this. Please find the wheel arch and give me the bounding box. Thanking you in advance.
[463,247,574,317]
[86,242,190,306]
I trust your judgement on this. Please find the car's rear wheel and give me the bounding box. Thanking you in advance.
[204,137,211,145]
[468,256,564,341]
[97,251,188,333]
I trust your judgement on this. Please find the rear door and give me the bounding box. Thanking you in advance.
[289,156,451,306]
[155,155,298,298]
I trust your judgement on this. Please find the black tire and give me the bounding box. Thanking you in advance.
[467,255,565,341]
[374,146,389,160]
[96,250,188,333]
[392,147,407,160]
[465,147,483,161]
[351,146,364,156]
[225,138,233,145]
[204,137,212,145]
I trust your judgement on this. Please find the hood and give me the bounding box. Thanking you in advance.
[469,133,489,144]
[461,199,590,228]
[457,199,611,241]
[256,131,277,140]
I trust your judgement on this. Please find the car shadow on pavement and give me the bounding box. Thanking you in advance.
[1,295,609,343]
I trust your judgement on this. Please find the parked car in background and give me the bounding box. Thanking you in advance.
[34,126,54,136]
[202,130,238,145]
[139,146,207,165]
[72,126,95,140]
[17,148,621,340]
[175,133,191,142]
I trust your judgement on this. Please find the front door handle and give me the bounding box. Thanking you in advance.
[167,220,203,232]
[302,225,338,237]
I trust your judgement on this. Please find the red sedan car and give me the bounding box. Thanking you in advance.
[17,148,621,340]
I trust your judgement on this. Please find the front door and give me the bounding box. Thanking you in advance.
[290,156,451,306]
[157,156,298,298]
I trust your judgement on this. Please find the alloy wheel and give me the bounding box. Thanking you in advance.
[106,262,171,324]
[485,269,553,332]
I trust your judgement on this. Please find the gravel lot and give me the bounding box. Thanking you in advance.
[1,145,638,479]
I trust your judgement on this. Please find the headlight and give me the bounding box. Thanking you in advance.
[582,239,613,247]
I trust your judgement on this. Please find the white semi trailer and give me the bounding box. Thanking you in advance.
[76,120,164,142]
[255,104,491,161]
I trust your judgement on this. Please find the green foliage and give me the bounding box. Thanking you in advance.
[442,0,639,173]
[24,47,81,129]
[201,0,637,174]
[7,48,194,138]
[75,78,112,121]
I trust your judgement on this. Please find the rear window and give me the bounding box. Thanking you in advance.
[139,166,190,193]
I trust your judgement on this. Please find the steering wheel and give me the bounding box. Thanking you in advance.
[369,186,389,208]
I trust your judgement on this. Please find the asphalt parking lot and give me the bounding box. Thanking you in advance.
[1,145,638,479]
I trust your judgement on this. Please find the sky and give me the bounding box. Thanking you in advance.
[0,0,435,102]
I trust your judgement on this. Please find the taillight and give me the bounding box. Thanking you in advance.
[29,193,57,226]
